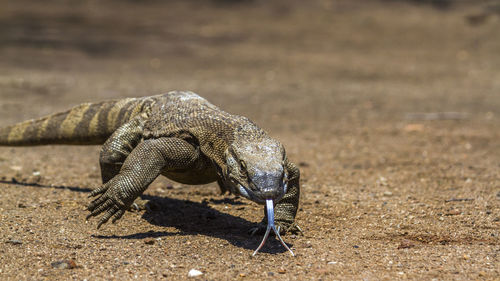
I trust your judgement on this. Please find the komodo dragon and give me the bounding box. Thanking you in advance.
[0,91,300,256]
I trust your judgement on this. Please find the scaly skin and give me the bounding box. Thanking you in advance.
[0,91,300,234]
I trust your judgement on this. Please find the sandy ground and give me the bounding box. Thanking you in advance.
[0,0,499,280]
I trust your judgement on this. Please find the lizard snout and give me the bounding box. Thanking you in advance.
[260,188,281,200]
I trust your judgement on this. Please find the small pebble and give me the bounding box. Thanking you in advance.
[327,261,337,265]
[188,269,203,277]
[144,238,155,245]
[51,260,77,269]
[398,239,415,249]
[298,161,310,167]
[403,124,424,132]
[383,191,393,196]
[6,239,22,245]
[278,268,286,274]
[378,176,388,186]
[10,166,22,171]
[445,209,461,216]
[315,268,329,274]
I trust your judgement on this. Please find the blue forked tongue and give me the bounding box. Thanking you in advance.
[252,199,295,256]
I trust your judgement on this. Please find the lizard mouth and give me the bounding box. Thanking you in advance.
[236,184,265,203]
[236,183,284,204]
[252,199,295,256]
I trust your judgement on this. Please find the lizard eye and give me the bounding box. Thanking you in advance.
[239,160,247,171]
[238,160,252,183]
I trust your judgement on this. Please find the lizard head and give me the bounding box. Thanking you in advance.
[224,137,288,204]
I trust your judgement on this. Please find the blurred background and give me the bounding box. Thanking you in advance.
[1,0,499,132]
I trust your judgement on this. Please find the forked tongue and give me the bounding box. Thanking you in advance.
[252,199,295,256]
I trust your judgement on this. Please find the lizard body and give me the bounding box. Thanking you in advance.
[0,91,300,246]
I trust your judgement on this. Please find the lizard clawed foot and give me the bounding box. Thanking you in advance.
[88,184,109,198]
[249,221,303,236]
[86,181,130,229]
[86,196,126,229]
[285,222,303,235]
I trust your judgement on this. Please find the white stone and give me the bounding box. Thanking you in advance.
[188,269,203,277]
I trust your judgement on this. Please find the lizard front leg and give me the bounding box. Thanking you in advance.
[87,137,198,228]
[274,160,301,234]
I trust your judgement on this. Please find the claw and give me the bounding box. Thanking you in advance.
[252,199,295,257]
[294,224,304,235]
[87,194,108,211]
[97,206,118,229]
[89,185,108,197]
[90,199,113,217]
[111,209,125,223]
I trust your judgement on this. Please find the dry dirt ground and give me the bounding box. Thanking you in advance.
[0,0,499,280]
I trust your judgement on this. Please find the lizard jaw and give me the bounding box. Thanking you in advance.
[252,199,295,257]
[236,183,267,204]
[237,183,251,199]
[236,180,287,204]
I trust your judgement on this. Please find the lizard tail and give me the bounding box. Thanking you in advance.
[0,97,150,146]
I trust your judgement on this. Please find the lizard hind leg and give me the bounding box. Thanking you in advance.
[99,119,144,184]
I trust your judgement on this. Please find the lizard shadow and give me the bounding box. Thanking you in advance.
[0,179,292,254]
[0,179,93,193]
[95,194,292,255]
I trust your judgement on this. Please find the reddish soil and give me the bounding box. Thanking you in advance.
[0,0,499,280]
